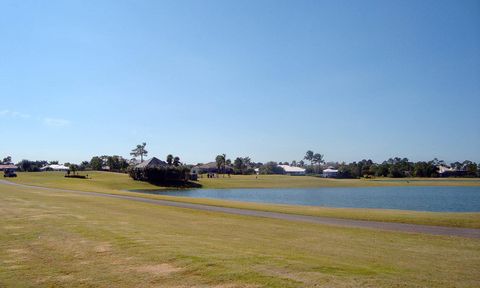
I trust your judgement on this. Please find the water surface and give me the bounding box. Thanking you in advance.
[135,186,480,212]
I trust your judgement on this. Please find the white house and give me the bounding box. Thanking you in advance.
[40,164,70,171]
[322,168,339,178]
[278,165,306,176]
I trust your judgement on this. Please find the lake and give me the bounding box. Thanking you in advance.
[136,186,480,212]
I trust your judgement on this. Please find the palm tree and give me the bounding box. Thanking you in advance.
[312,153,325,174]
[215,154,225,176]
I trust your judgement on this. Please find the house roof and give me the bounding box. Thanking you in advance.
[135,157,168,169]
[0,164,17,170]
[278,165,306,173]
[438,165,455,174]
[323,168,338,173]
[40,164,69,170]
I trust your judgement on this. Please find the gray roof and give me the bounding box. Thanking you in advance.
[0,164,17,170]
[135,157,168,169]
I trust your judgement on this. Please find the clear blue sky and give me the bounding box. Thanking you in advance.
[1,0,479,164]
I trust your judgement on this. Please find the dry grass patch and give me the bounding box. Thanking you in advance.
[132,263,182,275]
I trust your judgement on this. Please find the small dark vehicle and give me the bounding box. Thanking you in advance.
[4,170,17,177]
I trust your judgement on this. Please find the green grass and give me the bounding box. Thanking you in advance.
[6,171,480,228]
[1,182,479,287]
[198,174,480,189]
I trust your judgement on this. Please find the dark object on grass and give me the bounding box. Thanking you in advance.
[4,170,17,177]
[65,174,87,179]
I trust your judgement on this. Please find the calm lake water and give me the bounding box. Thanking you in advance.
[136,186,480,212]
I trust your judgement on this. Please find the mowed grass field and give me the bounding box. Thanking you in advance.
[7,171,480,228]
[1,182,480,287]
[198,174,480,189]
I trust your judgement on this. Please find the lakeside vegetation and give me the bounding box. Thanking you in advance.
[7,171,480,228]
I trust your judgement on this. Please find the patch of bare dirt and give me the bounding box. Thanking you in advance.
[94,243,112,253]
[132,263,181,276]
[3,225,23,230]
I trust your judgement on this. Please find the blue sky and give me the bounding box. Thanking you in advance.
[1,0,479,164]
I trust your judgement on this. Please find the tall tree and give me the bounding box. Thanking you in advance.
[312,153,325,173]
[130,142,148,162]
[215,154,225,175]
[222,154,227,176]
[304,150,314,166]
[90,156,103,171]
[166,154,173,166]
[2,156,12,164]
[173,156,180,167]
[79,161,90,171]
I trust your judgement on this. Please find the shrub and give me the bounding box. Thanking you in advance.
[128,166,191,184]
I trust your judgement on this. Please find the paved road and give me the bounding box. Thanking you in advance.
[1,179,479,239]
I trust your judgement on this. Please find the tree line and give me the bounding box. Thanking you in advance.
[3,147,479,178]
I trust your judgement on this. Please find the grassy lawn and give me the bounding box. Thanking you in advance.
[6,171,480,228]
[198,174,480,189]
[1,182,479,287]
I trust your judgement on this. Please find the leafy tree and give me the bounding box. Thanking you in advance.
[259,162,285,175]
[298,160,305,167]
[233,157,243,172]
[69,164,78,175]
[463,160,478,176]
[79,161,90,171]
[215,155,223,173]
[49,160,59,165]
[451,161,463,170]
[166,154,173,166]
[233,157,252,174]
[214,154,227,175]
[173,156,180,167]
[130,142,148,162]
[291,160,297,167]
[18,160,32,172]
[2,156,12,164]
[15,160,46,172]
[312,153,324,173]
[304,150,314,166]
[90,156,103,171]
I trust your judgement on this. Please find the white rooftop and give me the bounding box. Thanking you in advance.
[278,165,306,173]
[40,164,70,170]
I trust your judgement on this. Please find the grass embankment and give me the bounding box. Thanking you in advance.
[1,182,479,287]
[7,172,480,228]
[199,174,480,189]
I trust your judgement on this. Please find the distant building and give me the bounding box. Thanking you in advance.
[437,165,467,177]
[322,167,339,178]
[0,164,18,171]
[135,157,168,169]
[191,162,233,174]
[278,165,306,176]
[40,164,70,171]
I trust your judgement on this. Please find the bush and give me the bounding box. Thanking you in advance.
[128,166,191,184]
